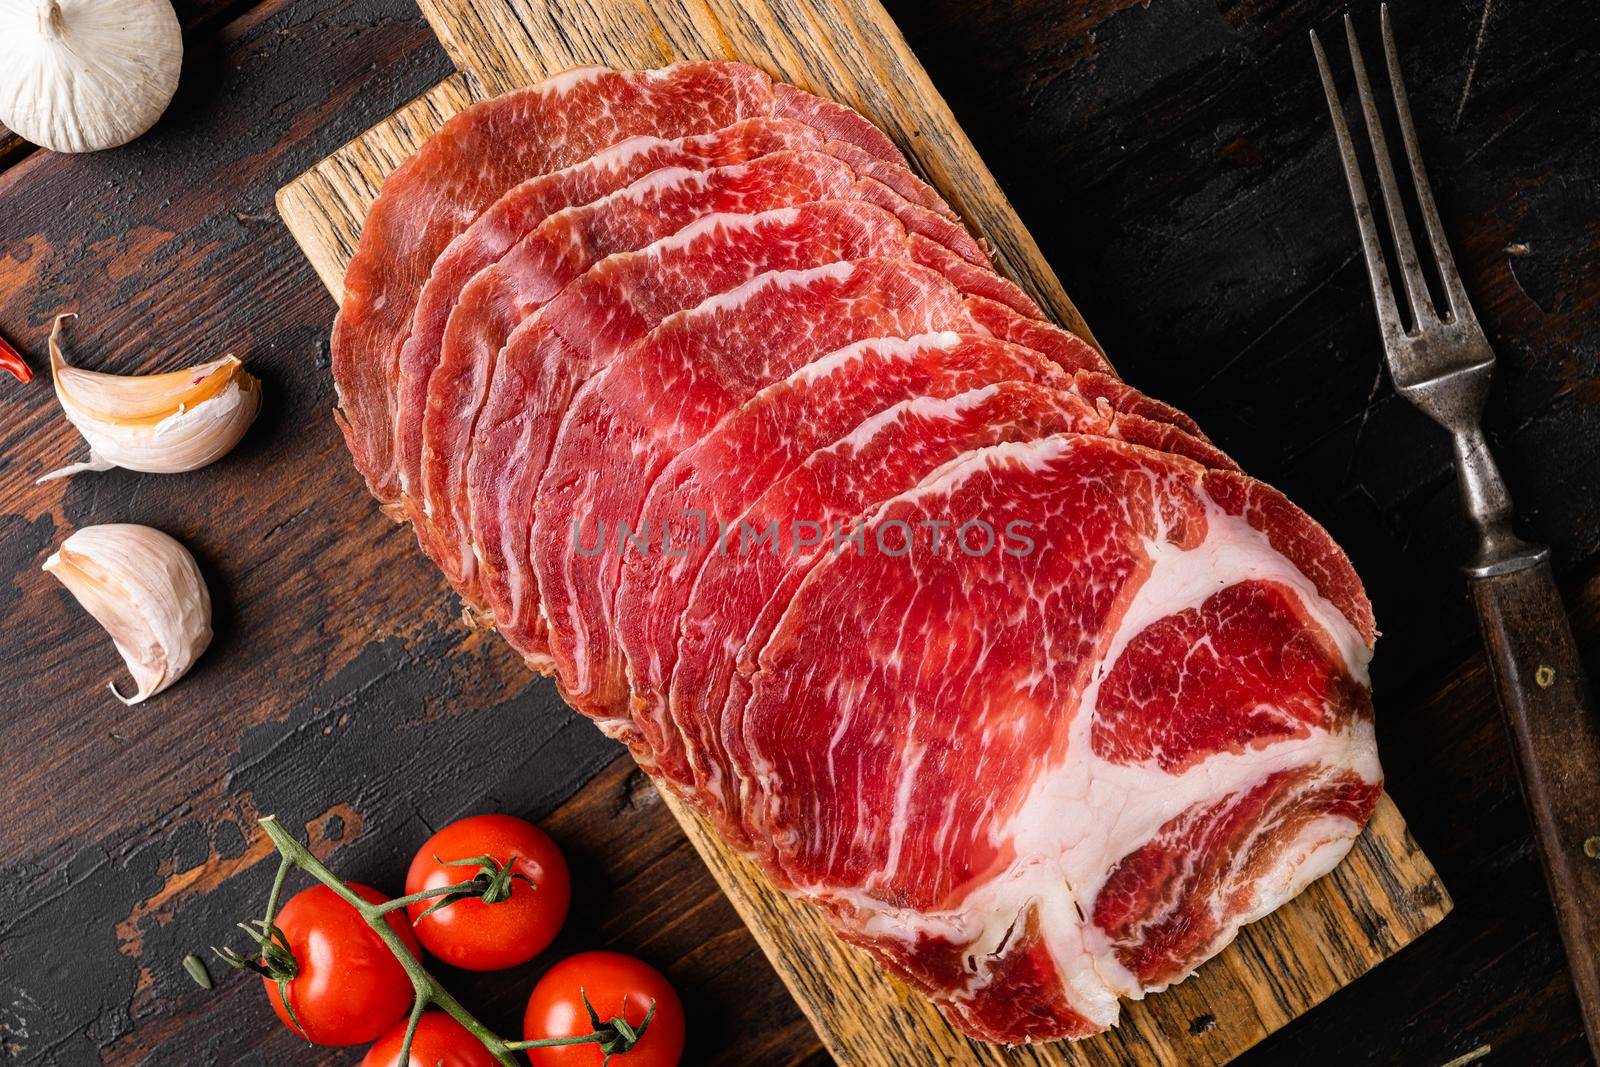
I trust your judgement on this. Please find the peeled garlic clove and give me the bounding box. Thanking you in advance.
[0,0,183,154]
[43,524,212,704]
[39,313,262,483]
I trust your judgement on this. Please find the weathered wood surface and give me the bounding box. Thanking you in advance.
[1,0,1597,1064]
[277,0,1453,1063]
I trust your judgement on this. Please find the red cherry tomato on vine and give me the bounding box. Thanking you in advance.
[361,1011,499,1067]
[265,883,421,1046]
[522,951,684,1067]
[405,814,570,970]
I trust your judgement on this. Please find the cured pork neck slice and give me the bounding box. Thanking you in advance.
[453,201,912,666]
[394,112,972,523]
[536,260,1187,722]
[728,434,1379,1042]
[537,264,1000,707]
[656,376,1235,838]
[413,150,898,597]
[416,151,1073,605]
[334,62,770,506]
[336,60,922,509]
[616,333,1068,781]
[393,119,817,506]
[453,210,1108,666]
[612,335,1235,801]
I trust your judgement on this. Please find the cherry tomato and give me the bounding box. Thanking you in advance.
[405,814,570,971]
[361,1011,499,1067]
[522,951,684,1067]
[265,883,422,1046]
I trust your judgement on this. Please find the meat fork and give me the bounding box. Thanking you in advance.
[1314,7,1600,1054]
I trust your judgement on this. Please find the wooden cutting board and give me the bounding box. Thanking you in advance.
[276,1,1454,1062]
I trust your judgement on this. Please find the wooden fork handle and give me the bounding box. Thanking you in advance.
[1470,556,1600,1059]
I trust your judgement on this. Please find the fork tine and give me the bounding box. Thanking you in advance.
[1311,29,1404,339]
[1342,13,1436,329]
[1382,4,1473,320]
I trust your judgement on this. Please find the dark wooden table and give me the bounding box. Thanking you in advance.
[1,1,1595,1063]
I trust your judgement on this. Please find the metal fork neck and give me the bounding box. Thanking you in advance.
[1449,425,1548,578]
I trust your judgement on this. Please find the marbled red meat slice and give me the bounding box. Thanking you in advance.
[963,296,1112,387]
[614,334,1233,802]
[537,262,986,713]
[658,382,1236,841]
[1091,580,1370,772]
[537,250,1174,729]
[615,333,1066,780]
[1071,369,1208,440]
[391,119,820,504]
[772,83,902,168]
[409,150,885,598]
[453,202,914,668]
[847,185,1043,319]
[834,899,1103,1043]
[416,149,1062,606]
[456,215,1106,665]
[392,113,969,522]
[726,434,1378,1038]
[333,61,775,506]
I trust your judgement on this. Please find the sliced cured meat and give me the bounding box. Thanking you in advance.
[616,333,1066,779]
[1088,762,1378,989]
[1071,368,1207,440]
[392,118,821,503]
[454,202,914,667]
[1091,580,1369,772]
[772,83,898,160]
[729,435,1372,855]
[847,184,1042,319]
[539,261,990,712]
[660,380,1236,839]
[538,255,1163,725]
[333,61,776,506]
[964,295,1112,383]
[614,334,1234,801]
[393,113,970,515]
[458,210,1106,660]
[411,150,887,594]
[415,150,1051,601]
[731,434,1379,1038]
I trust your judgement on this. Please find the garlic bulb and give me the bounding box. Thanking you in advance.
[43,524,212,704]
[39,313,261,483]
[0,0,182,153]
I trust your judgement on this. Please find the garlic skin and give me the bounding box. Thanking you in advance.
[43,524,212,705]
[0,0,182,153]
[39,313,261,483]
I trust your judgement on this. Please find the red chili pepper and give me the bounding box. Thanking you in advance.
[0,332,32,383]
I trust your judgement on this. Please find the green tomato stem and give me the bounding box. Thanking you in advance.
[372,879,484,914]
[505,1033,608,1049]
[262,855,292,929]
[396,996,427,1066]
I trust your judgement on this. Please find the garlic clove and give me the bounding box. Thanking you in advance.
[0,0,183,154]
[39,313,262,483]
[42,524,212,704]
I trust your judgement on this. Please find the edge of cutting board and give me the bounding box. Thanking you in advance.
[276,2,1453,1063]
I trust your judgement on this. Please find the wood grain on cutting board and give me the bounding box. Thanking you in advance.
[276,1,1453,1063]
